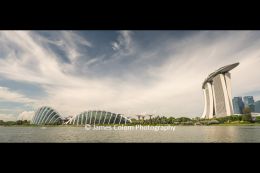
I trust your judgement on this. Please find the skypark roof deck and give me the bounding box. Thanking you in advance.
[202,62,239,89]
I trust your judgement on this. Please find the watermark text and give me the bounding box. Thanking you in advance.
[85,125,176,132]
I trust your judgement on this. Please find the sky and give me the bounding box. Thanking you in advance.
[0,30,260,121]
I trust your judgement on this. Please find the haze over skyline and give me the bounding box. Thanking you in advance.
[0,31,259,121]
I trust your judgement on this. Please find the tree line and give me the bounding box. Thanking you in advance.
[131,108,259,125]
[0,120,31,126]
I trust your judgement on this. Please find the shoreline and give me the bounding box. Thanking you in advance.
[1,123,260,127]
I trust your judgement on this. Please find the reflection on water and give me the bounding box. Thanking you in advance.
[1,126,260,142]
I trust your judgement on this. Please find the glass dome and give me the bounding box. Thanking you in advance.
[66,110,131,125]
[31,106,62,125]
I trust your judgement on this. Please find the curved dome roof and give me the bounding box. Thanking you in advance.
[31,106,62,125]
[66,110,131,125]
[202,62,239,89]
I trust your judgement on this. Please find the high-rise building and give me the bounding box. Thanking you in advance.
[254,100,260,113]
[232,97,244,114]
[243,96,255,112]
[201,63,239,119]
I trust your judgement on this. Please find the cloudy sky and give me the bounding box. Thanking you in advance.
[0,30,259,121]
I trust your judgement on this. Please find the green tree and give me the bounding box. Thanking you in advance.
[241,114,252,122]
[255,116,260,123]
[168,117,175,124]
[243,107,251,115]
[229,115,240,121]
[194,117,200,121]
[148,115,153,124]
[175,117,191,122]
[241,107,253,122]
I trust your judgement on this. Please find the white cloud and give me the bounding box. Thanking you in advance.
[0,31,260,118]
[0,114,17,121]
[111,30,134,55]
[0,86,35,104]
[17,111,34,121]
[112,42,120,50]
[50,31,92,63]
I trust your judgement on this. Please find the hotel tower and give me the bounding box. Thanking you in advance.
[201,63,239,119]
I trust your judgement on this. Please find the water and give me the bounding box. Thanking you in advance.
[1,126,260,142]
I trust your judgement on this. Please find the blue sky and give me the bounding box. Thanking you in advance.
[0,31,260,121]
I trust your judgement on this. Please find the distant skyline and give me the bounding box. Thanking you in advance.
[0,31,260,121]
